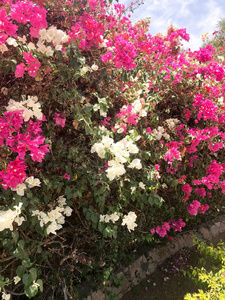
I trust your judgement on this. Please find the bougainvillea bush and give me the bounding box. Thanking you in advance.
[0,0,225,298]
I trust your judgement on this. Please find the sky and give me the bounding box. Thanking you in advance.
[118,0,225,50]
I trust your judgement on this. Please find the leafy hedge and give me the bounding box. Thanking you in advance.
[0,0,225,299]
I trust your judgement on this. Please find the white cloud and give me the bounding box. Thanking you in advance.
[117,0,225,50]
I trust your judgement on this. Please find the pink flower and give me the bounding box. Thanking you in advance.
[150,228,155,235]
[63,173,70,180]
[101,51,113,63]
[187,200,201,216]
[15,63,26,78]
[54,113,66,127]
[155,164,160,171]
[182,183,192,194]
[199,204,209,214]
[146,127,153,133]
[156,226,167,238]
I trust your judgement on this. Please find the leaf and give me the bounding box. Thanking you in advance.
[24,284,39,298]
[22,273,33,286]
[29,268,37,281]
[16,265,25,278]
[36,279,43,292]
[70,57,80,70]
[91,213,98,224]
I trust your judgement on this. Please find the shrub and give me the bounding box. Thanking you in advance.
[184,237,225,300]
[0,0,225,298]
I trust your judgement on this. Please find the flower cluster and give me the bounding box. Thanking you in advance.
[100,212,120,223]
[91,135,141,180]
[0,202,24,232]
[150,218,186,238]
[100,211,137,232]
[11,176,41,196]
[187,200,209,216]
[38,26,69,54]
[121,212,137,232]
[15,52,41,78]
[0,97,49,190]
[32,196,72,235]
[6,95,43,121]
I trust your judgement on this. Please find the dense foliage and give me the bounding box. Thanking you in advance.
[185,237,225,300]
[0,0,225,299]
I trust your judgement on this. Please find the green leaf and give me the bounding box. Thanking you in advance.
[22,273,33,286]
[91,213,98,224]
[65,186,72,199]
[16,265,26,278]
[18,239,25,249]
[70,57,80,71]
[2,238,14,252]
[37,279,43,292]
[29,268,37,281]
[24,284,39,298]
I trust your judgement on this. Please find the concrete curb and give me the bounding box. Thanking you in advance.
[86,215,225,300]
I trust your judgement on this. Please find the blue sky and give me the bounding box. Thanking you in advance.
[118,0,225,50]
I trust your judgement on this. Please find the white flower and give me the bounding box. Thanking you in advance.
[104,215,111,223]
[131,187,136,194]
[14,216,25,226]
[7,37,18,47]
[28,42,36,50]
[128,159,142,170]
[81,66,89,74]
[101,135,114,148]
[106,160,126,181]
[218,97,224,105]
[122,212,137,232]
[64,206,72,217]
[32,281,40,288]
[163,133,170,140]
[117,128,124,133]
[14,276,21,284]
[2,292,11,300]
[218,56,224,61]
[100,215,105,222]
[126,141,139,154]
[139,109,147,117]
[45,46,54,56]
[11,183,27,196]
[58,196,66,207]
[17,35,26,43]
[110,213,120,223]
[25,176,41,188]
[99,126,108,132]
[99,213,119,223]
[91,64,98,71]
[162,183,168,189]
[91,143,105,159]
[139,182,146,189]
[132,100,142,114]
[100,109,107,117]
[0,203,23,231]
[55,44,62,51]
[0,209,17,231]
[0,44,8,53]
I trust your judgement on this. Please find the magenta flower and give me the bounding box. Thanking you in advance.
[15,63,26,78]
[63,173,70,180]
[54,113,66,127]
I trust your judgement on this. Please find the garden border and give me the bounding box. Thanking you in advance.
[86,214,225,300]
